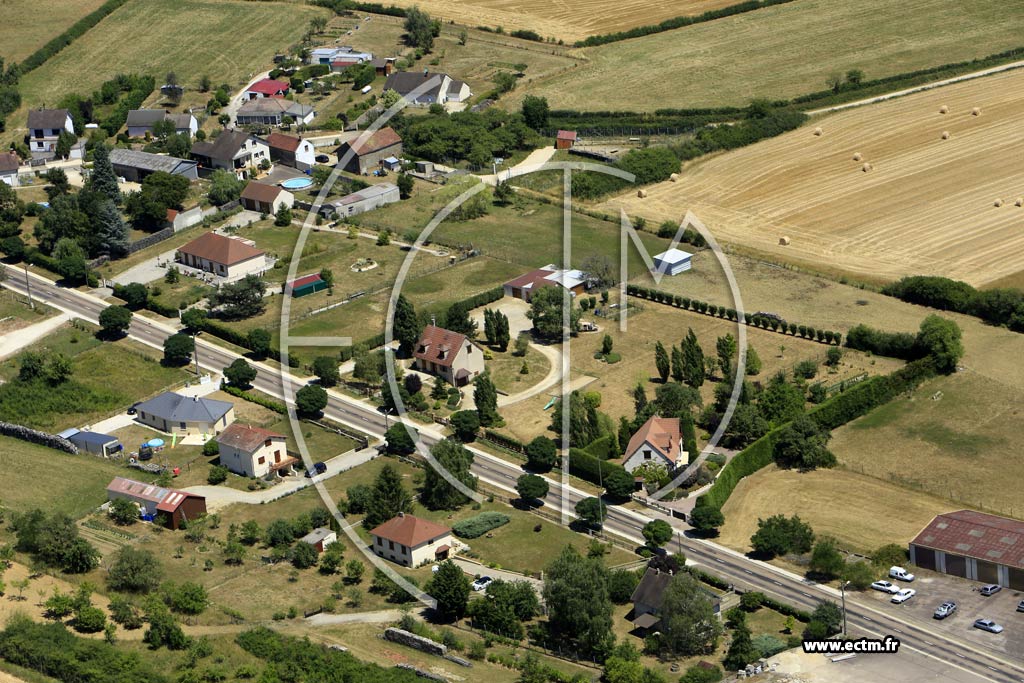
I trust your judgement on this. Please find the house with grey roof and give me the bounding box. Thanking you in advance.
[630,567,721,634]
[0,152,20,187]
[109,148,198,183]
[135,391,235,436]
[27,108,75,160]
[383,70,469,106]
[190,129,270,179]
[318,182,399,218]
[57,428,122,457]
[300,527,338,553]
[126,109,199,139]
[236,98,315,127]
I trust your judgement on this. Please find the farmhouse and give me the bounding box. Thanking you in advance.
[412,324,485,387]
[370,512,453,567]
[383,70,468,105]
[335,126,403,174]
[244,78,290,99]
[651,248,693,276]
[288,273,328,297]
[266,132,316,170]
[910,510,1024,590]
[109,148,199,183]
[126,109,199,138]
[555,130,578,150]
[26,108,75,160]
[630,567,720,633]
[0,152,20,187]
[135,391,235,436]
[236,98,315,127]
[190,129,270,178]
[106,476,207,530]
[57,428,122,457]
[215,423,295,478]
[503,264,586,302]
[623,415,686,473]
[318,182,399,218]
[177,232,268,279]
[300,527,338,553]
[240,181,294,215]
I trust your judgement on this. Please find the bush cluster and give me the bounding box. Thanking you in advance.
[452,512,510,539]
[882,275,1024,332]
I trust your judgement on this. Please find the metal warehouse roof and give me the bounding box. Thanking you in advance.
[109,148,197,175]
[654,248,693,263]
[912,510,1024,570]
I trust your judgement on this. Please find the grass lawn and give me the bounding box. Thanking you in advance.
[147,278,214,312]
[6,0,328,144]
[0,435,151,518]
[0,322,190,431]
[487,345,549,395]
[514,0,1024,110]
[0,288,57,334]
[0,0,107,63]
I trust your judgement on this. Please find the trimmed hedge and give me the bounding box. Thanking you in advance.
[452,512,510,539]
[222,385,287,415]
[568,447,629,488]
[17,0,132,73]
[583,434,617,460]
[482,430,526,454]
[882,275,1024,333]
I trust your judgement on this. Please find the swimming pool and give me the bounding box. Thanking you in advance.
[281,177,313,190]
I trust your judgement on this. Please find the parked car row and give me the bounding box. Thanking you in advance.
[871,570,1015,635]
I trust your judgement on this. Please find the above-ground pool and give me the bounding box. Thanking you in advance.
[281,177,313,190]
[146,438,165,448]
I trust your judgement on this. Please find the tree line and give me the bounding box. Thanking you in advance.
[882,274,1024,333]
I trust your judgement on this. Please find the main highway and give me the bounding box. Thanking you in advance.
[5,270,1023,683]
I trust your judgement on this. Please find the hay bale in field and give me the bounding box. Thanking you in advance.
[861,163,872,172]
[972,107,981,116]
[1015,198,1024,207]
[852,152,862,161]
[637,189,648,198]
[939,105,949,114]
[813,127,823,136]
[779,236,791,246]
[669,173,679,182]
[941,131,950,140]
[994,199,1003,207]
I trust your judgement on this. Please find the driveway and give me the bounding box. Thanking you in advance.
[451,557,543,594]
[475,145,556,186]
[0,312,70,361]
[111,248,180,286]
[304,609,404,627]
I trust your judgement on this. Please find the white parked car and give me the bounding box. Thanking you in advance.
[891,588,916,604]
[889,566,916,582]
[471,576,493,592]
[871,580,900,594]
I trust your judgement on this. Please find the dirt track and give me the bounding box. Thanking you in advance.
[604,68,1024,287]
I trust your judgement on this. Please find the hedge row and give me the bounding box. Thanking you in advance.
[882,275,1024,333]
[583,434,618,460]
[0,421,78,454]
[17,0,132,73]
[575,0,796,47]
[482,429,526,454]
[568,447,629,488]
[696,359,937,510]
[626,284,843,345]
[99,75,155,137]
[222,385,287,415]
[760,595,812,622]
[452,511,510,539]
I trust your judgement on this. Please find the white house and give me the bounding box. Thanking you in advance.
[126,109,199,138]
[370,513,454,567]
[623,415,687,473]
[412,324,485,387]
[0,152,20,187]
[176,232,267,280]
[190,130,271,179]
[445,79,472,103]
[215,423,293,478]
[135,392,235,437]
[240,182,294,215]
[300,527,338,553]
[651,248,693,276]
[265,132,316,170]
[26,108,75,160]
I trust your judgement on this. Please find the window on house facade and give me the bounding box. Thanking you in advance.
[376,537,383,546]
[180,422,187,429]
[264,439,272,447]
[258,456,266,464]
[388,540,394,550]
[644,450,652,460]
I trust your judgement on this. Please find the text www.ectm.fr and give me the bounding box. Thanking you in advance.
[802,637,901,654]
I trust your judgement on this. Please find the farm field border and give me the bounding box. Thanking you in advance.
[0,0,108,63]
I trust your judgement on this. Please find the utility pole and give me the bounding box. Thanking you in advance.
[23,264,34,310]
[192,331,201,378]
[840,580,850,637]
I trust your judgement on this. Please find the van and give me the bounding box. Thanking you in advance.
[980,584,1002,596]
[889,566,916,582]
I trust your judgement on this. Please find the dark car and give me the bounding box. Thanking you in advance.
[305,462,327,477]
[1016,600,1024,613]
[315,154,330,163]
[127,403,140,415]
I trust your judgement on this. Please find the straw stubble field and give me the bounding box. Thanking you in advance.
[606,68,1024,287]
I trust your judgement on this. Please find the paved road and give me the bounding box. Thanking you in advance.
[5,270,1023,683]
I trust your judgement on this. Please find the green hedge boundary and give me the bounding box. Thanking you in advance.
[222,385,287,415]
[18,0,131,73]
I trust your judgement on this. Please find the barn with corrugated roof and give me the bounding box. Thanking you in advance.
[909,510,1024,589]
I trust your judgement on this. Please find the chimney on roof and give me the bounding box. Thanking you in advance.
[398,511,405,518]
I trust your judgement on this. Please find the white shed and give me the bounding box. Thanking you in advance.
[652,248,693,276]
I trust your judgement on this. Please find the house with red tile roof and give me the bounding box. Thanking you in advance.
[244,78,290,100]
[910,510,1024,589]
[623,415,687,473]
[240,181,293,215]
[335,126,402,174]
[370,512,454,567]
[176,232,267,280]
[412,324,484,387]
[265,132,316,170]
[216,423,295,478]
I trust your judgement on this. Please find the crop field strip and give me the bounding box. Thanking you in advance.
[605,68,1024,287]
[0,0,108,63]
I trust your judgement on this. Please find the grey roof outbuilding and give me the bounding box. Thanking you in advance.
[109,148,197,176]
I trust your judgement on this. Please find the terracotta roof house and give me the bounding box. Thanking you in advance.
[135,391,235,436]
[370,512,454,567]
[106,476,207,529]
[555,130,578,150]
[623,415,686,473]
[27,108,75,161]
[216,423,295,478]
[240,181,294,215]
[245,78,290,99]
[335,126,403,174]
[630,567,720,633]
[190,129,270,178]
[265,132,316,170]
[236,98,315,127]
[0,152,20,187]
[910,510,1024,589]
[176,232,267,280]
[503,264,587,302]
[412,324,484,387]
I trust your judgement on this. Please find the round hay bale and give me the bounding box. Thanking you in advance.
[972,107,981,116]
[994,198,1003,207]
[862,163,872,172]
[852,152,862,161]
[941,131,950,140]
[939,105,949,114]
[813,127,823,136]
[1015,197,1023,207]
[669,173,679,182]
[779,236,791,246]
[637,189,648,199]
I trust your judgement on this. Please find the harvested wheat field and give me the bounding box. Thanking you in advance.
[606,68,1024,287]
[0,0,108,63]
[380,0,736,42]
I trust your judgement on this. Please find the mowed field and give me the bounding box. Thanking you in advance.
[607,68,1024,287]
[515,0,1024,110]
[7,0,326,136]
[379,0,736,43]
[0,0,107,63]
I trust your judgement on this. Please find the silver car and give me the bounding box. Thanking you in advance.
[934,601,957,619]
[973,619,1004,634]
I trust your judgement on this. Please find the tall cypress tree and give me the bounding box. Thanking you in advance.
[474,373,500,427]
[670,345,684,382]
[483,309,495,345]
[421,439,477,510]
[89,143,121,205]
[681,328,705,388]
[393,294,421,356]
[363,464,413,528]
[654,341,670,382]
[495,312,510,351]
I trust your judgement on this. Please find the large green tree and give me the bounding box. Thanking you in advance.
[658,572,723,657]
[107,547,162,593]
[421,439,477,510]
[427,560,470,621]
[393,294,421,355]
[88,143,121,204]
[363,464,413,528]
[126,171,189,228]
[207,169,245,206]
[223,358,256,389]
[525,436,557,472]
[53,237,88,283]
[527,285,580,340]
[162,333,193,365]
[654,341,670,382]
[750,514,815,558]
[473,373,499,426]
[916,314,963,373]
[773,414,835,470]
[94,199,129,258]
[295,384,328,417]
[402,7,435,50]
[210,275,266,319]
[543,545,614,659]
[98,305,132,339]
[521,95,549,130]
[681,328,705,388]
[516,473,549,503]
